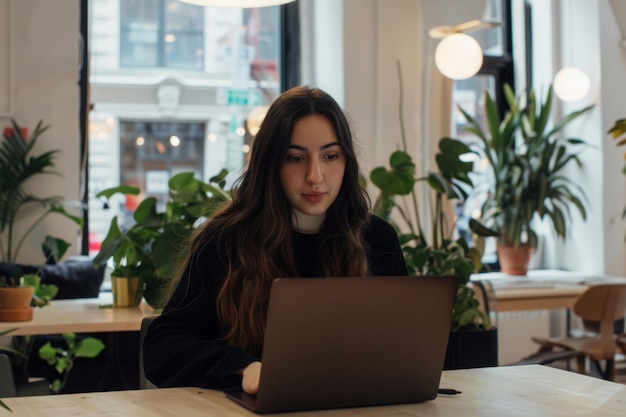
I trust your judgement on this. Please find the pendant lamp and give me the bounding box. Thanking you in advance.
[434,33,483,80]
[178,0,295,7]
[553,67,590,103]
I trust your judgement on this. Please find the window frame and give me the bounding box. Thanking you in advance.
[79,1,300,255]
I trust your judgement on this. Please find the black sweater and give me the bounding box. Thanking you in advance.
[143,215,407,390]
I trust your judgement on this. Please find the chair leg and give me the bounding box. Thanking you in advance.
[617,335,626,355]
[575,355,586,374]
[607,359,615,381]
[589,359,615,381]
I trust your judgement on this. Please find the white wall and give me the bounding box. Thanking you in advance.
[600,0,626,276]
[0,0,82,263]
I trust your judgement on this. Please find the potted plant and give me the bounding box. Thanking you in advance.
[38,332,105,394]
[93,170,231,309]
[0,270,59,322]
[460,84,594,275]
[369,62,495,369]
[0,120,83,264]
[0,276,34,322]
[0,236,70,322]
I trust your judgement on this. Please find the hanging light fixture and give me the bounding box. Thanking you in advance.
[178,0,295,7]
[429,20,497,81]
[553,67,590,102]
[434,33,483,80]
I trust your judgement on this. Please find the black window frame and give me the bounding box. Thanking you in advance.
[478,0,515,114]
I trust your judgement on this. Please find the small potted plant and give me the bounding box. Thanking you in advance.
[0,237,69,322]
[93,170,231,309]
[460,84,594,275]
[0,277,34,322]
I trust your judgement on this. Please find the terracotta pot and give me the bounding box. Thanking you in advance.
[0,286,34,322]
[497,243,534,276]
[111,276,141,307]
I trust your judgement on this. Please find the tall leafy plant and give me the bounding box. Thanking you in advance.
[461,84,594,248]
[93,170,231,308]
[0,120,83,263]
[369,63,490,332]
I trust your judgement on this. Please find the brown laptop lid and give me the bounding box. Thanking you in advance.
[252,275,458,413]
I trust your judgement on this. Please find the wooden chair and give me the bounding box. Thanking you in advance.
[526,283,626,381]
[0,353,50,397]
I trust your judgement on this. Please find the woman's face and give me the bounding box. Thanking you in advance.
[280,114,346,217]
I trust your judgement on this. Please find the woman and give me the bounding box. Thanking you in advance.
[143,86,407,394]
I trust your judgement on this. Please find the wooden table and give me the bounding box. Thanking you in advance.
[1,365,625,416]
[0,293,156,391]
[0,293,155,336]
[471,269,626,312]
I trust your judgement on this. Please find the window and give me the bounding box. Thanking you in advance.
[86,1,299,256]
[120,0,204,69]
[120,121,205,204]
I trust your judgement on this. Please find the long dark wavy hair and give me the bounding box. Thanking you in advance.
[174,86,371,355]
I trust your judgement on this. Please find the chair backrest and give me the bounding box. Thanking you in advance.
[139,316,158,389]
[0,353,17,397]
[573,283,626,357]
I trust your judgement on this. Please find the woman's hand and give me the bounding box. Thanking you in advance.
[241,361,262,394]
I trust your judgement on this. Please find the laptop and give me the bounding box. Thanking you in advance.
[224,275,458,414]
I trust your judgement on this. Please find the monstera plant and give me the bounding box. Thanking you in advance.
[369,63,489,333]
[368,62,496,371]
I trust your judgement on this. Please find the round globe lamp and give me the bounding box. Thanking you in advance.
[435,33,483,80]
[553,67,590,102]
[179,0,294,6]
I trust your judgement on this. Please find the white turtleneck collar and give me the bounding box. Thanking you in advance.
[292,209,325,234]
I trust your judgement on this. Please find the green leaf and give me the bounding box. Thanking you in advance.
[96,184,141,199]
[38,342,58,362]
[63,332,77,349]
[74,337,106,358]
[49,204,84,228]
[133,197,159,224]
[55,357,70,374]
[41,235,71,264]
[469,218,500,237]
[369,160,415,195]
[51,379,62,393]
